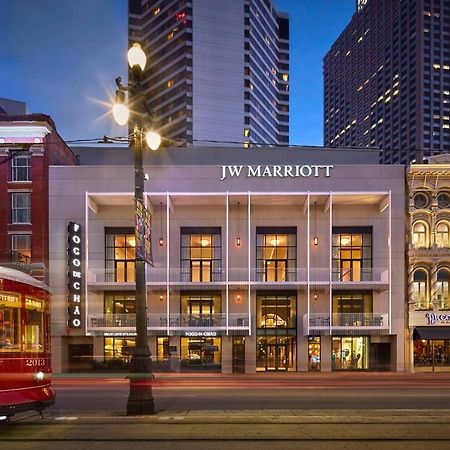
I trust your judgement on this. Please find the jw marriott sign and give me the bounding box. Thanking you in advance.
[220,165,333,181]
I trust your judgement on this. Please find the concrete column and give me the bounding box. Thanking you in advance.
[222,335,232,374]
[149,336,157,359]
[297,334,309,371]
[321,335,332,372]
[245,335,256,373]
[51,335,63,373]
[93,336,104,362]
[170,336,181,372]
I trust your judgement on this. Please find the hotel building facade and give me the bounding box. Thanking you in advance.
[49,147,405,373]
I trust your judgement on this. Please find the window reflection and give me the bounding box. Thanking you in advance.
[105,229,136,282]
[413,269,429,310]
[256,229,296,281]
[412,221,429,248]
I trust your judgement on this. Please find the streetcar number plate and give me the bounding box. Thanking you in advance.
[25,359,46,367]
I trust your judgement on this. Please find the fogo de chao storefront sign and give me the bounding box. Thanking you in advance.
[67,222,82,328]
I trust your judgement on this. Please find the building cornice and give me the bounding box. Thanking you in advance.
[0,122,52,141]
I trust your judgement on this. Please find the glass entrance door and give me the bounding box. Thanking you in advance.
[257,336,295,371]
[266,343,288,371]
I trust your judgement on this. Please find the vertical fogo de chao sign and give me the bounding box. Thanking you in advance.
[67,222,82,328]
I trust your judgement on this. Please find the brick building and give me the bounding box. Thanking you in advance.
[0,112,78,282]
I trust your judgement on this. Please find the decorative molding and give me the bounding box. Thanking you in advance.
[0,123,52,140]
[411,212,431,222]
[436,212,450,222]
[30,144,45,156]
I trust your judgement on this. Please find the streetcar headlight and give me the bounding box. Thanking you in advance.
[35,371,45,381]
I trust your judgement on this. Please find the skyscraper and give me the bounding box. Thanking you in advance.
[129,0,289,147]
[324,0,450,164]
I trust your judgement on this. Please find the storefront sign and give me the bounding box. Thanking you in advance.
[184,331,218,337]
[104,332,137,337]
[67,222,82,328]
[220,165,333,181]
[0,293,19,305]
[426,313,450,325]
[25,297,43,309]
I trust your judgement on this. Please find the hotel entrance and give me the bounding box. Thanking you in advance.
[256,336,296,371]
[256,292,297,371]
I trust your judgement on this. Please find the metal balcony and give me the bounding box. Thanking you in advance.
[304,313,389,336]
[87,313,250,336]
[87,266,389,291]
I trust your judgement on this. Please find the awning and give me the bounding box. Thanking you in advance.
[413,327,450,340]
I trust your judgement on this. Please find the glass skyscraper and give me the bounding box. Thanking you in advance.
[129,0,289,147]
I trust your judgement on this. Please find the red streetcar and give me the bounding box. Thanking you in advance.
[0,266,55,417]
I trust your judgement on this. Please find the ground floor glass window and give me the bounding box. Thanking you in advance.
[308,336,321,371]
[104,337,135,361]
[180,337,221,371]
[332,336,369,370]
[414,339,450,371]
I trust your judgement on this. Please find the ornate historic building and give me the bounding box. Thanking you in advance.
[407,155,450,372]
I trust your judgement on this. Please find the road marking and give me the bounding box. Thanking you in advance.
[158,416,185,421]
[55,416,79,421]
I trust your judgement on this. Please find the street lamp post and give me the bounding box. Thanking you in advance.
[112,43,160,415]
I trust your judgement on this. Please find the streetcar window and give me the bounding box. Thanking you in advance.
[0,303,20,352]
[24,297,45,352]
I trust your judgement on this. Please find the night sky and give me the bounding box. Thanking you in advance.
[0,1,354,145]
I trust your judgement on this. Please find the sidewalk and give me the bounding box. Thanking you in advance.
[3,409,450,450]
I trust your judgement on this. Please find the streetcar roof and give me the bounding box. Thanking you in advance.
[0,266,51,293]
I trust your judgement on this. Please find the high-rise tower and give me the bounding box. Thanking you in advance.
[324,0,450,164]
[129,0,289,147]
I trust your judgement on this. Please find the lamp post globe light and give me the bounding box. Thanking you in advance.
[112,42,160,415]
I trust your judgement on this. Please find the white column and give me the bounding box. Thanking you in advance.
[166,193,170,336]
[84,192,89,334]
[226,192,229,335]
[329,192,333,335]
[306,192,310,336]
[248,191,251,336]
[389,190,392,334]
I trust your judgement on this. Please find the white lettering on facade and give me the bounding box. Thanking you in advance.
[220,165,334,180]
[68,222,82,329]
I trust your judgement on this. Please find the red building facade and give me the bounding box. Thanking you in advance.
[0,114,78,282]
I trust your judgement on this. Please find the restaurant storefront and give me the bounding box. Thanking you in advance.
[410,312,450,372]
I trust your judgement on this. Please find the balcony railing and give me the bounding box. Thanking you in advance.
[87,313,249,332]
[331,268,388,283]
[87,267,389,286]
[304,313,389,335]
[0,250,31,271]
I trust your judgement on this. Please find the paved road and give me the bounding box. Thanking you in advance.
[50,372,450,414]
[4,375,450,450]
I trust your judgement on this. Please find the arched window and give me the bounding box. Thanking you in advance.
[437,269,450,310]
[412,221,429,248]
[435,221,450,248]
[413,269,429,310]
